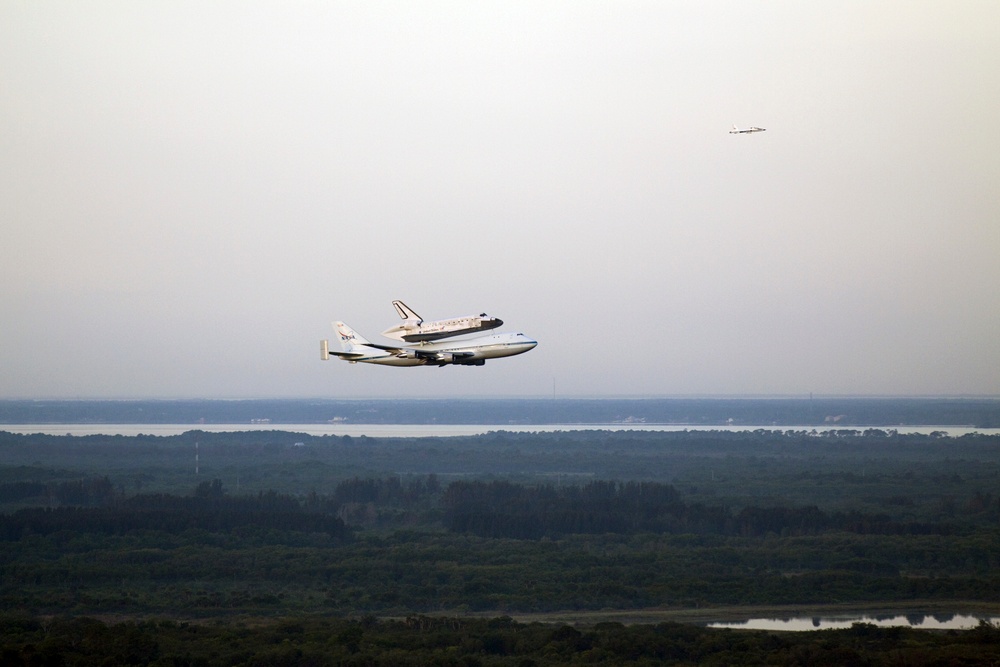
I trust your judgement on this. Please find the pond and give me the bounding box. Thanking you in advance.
[708,613,999,631]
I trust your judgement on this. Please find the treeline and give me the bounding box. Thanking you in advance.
[330,474,441,505]
[2,613,999,666]
[2,472,999,616]
[0,480,350,541]
[0,476,114,505]
[0,475,987,542]
[442,480,961,539]
[3,428,1000,507]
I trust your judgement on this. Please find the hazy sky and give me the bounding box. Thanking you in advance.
[3,1,998,399]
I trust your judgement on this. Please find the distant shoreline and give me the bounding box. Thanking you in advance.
[2,397,999,429]
[3,423,999,437]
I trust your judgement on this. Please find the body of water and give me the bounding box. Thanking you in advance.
[2,423,998,437]
[709,613,999,631]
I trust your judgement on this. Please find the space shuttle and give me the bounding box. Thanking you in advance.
[380,300,503,342]
[730,124,766,134]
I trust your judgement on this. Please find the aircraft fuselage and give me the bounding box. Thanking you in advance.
[371,333,536,366]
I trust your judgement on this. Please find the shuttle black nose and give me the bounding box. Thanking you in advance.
[495,318,504,327]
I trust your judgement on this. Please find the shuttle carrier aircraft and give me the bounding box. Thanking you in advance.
[322,321,537,367]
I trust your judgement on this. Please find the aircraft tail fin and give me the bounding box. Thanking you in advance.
[392,300,422,323]
[321,339,330,361]
[334,321,375,352]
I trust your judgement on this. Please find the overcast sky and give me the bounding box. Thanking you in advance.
[3,1,998,399]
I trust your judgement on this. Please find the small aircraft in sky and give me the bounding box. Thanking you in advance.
[380,300,503,342]
[322,322,537,367]
[730,124,766,134]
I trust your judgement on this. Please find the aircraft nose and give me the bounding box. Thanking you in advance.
[495,318,504,327]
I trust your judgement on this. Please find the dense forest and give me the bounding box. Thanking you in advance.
[2,473,999,616]
[3,613,1000,666]
[1,426,999,662]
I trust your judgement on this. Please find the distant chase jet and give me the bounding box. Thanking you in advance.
[730,125,766,134]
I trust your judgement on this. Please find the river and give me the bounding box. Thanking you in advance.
[709,613,1000,631]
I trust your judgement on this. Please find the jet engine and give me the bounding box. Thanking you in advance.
[398,349,454,364]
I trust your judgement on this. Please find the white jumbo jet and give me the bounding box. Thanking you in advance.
[380,300,503,342]
[322,322,537,367]
[730,124,766,134]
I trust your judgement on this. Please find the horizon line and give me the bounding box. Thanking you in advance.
[2,395,999,402]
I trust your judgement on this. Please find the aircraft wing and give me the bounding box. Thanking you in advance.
[327,351,368,359]
[408,348,475,360]
[354,342,407,352]
[323,335,477,364]
[348,342,475,360]
[322,338,391,361]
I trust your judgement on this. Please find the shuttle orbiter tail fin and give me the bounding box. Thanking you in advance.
[392,300,422,324]
[334,321,374,352]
